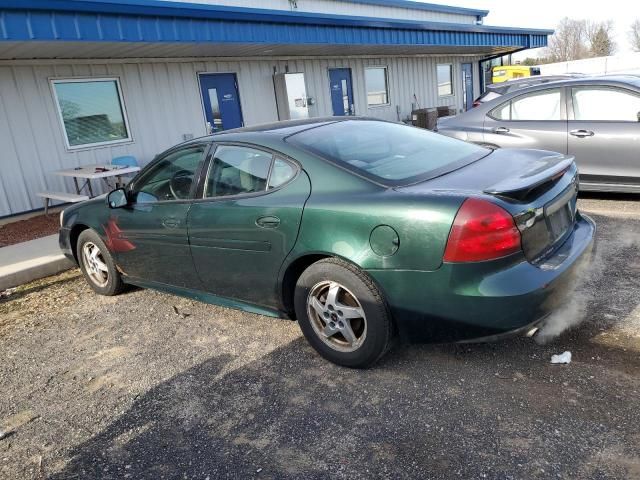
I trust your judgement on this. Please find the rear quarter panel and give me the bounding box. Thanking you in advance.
[293,191,462,271]
[271,144,463,272]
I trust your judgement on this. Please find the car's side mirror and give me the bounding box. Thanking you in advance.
[107,188,129,209]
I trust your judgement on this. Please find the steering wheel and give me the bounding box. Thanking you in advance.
[169,169,193,200]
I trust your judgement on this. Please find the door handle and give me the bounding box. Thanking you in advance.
[570,129,594,138]
[162,218,180,229]
[493,126,510,134]
[256,216,280,229]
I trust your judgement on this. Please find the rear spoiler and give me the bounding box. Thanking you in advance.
[484,155,575,198]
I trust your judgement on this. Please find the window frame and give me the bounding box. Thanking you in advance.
[364,66,391,108]
[568,85,640,123]
[127,142,211,205]
[437,63,454,98]
[488,87,566,122]
[50,76,133,151]
[194,142,301,202]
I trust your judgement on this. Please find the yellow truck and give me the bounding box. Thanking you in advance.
[492,65,541,83]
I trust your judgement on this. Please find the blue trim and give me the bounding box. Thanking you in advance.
[0,0,551,48]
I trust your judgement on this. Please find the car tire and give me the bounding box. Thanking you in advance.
[294,258,395,368]
[77,229,125,296]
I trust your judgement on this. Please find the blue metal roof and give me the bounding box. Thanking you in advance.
[0,0,551,50]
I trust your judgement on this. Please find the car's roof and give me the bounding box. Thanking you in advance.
[486,74,584,92]
[213,116,389,138]
[474,75,640,111]
[514,74,640,91]
[177,117,388,149]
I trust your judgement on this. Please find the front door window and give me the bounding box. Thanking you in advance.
[571,87,640,121]
[131,146,205,203]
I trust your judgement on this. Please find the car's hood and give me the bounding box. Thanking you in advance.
[399,148,574,197]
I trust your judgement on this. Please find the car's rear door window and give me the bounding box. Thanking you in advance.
[204,145,273,197]
[287,120,488,186]
[490,88,562,121]
[571,87,640,121]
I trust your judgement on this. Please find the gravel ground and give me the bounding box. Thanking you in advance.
[0,196,639,479]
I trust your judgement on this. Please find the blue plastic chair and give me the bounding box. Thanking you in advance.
[110,155,139,188]
[111,155,138,167]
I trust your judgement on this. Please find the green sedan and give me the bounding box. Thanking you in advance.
[59,118,595,368]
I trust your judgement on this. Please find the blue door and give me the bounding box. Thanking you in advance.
[461,63,474,111]
[328,68,355,116]
[199,73,244,133]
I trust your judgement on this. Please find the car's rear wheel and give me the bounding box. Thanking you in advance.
[294,258,394,368]
[77,229,124,296]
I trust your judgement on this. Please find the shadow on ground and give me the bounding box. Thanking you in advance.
[49,212,640,479]
[49,334,639,479]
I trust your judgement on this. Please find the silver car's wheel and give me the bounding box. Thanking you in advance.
[307,280,368,353]
[81,241,109,288]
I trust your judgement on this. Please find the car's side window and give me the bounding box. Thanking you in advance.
[131,145,205,203]
[268,158,297,189]
[204,145,273,198]
[490,88,562,121]
[572,87,640,122]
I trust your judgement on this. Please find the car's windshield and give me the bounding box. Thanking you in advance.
[287,120,489,186]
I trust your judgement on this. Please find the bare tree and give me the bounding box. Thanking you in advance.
[546,18,589,62]
[630,19,640,52]
[586,20,616,57]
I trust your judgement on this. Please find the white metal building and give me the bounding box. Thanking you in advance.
[0,0,552,217]
[537,52,640,76]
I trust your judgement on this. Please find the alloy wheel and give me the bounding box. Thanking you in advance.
[307,281,367,352]
[82,241,109,288]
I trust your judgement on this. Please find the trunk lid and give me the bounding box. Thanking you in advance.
[399,148,580,263]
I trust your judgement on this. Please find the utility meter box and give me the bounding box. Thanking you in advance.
[274,73,310,120]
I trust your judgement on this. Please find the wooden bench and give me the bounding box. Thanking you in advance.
[36,191,89,215]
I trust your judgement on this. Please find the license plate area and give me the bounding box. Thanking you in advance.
[544,185,577,246]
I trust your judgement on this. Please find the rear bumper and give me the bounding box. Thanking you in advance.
[367,213,595,343]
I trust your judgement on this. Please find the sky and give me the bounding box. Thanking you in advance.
[420,0,637,58]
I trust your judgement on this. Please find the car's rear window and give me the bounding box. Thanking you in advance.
[287,120,489,186]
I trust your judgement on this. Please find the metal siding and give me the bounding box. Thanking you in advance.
[0,55,488,215]
[163,0,480,24]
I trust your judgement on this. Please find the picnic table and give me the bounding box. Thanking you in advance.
[53,163,141,197]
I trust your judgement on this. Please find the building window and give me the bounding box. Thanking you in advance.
[437,64,454,96]
[365,67,389,107]
[51,78,132,149]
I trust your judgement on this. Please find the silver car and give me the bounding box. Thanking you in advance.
[438,75,640,193]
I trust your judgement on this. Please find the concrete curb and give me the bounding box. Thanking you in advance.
[0,235,74,291]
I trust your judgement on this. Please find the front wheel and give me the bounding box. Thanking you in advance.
[294,258,395,368]
[77,229,125,296]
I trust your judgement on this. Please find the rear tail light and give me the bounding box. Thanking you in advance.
[444,198,522,262]
[472,100,481,108]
